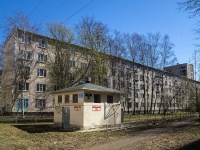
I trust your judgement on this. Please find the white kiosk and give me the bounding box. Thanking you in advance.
[53,83,121,130]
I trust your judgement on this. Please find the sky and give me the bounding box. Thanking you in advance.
[0,0,198,64]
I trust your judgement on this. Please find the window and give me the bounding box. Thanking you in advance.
[20,50,31,59]
[134,75,139,81]
[58,95,62,103]
[69,74,75,81]
[69,60,75,67]
[35,99,46,108]
[37,68,46,77]
[121,81,125,88]
[140,84,144,90]
[135,93,138,98]
[81,63,87,69]
[65,95,69,103]
[141,103,144,107]
[19,83,29,91]
[107,95,113,103]
[38,53,47,62]
[54,85,60,91]
[17,98,29,108]
[38,39,48,48]
[36,84,46,92]
[135,84,139,89]
[135,103,138,108]
[73,94,78,103]
[24,67,30,78]
[128,92,131,98]
[21,35,30,44]
[127,102,132,108]
[129,83,132,88]
[94,94,101,103]
[140,76,144,81]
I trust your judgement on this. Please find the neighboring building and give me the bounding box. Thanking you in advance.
[1,27,199,115]
[164,63,194,80]
[53,83,121,129]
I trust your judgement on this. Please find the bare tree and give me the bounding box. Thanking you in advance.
[146,33,161,113]
[45,21,86,89]
[75,16,110,85]
[1,12,39,116]
[124,33,140,114]
[137,35,148,114]
[178,0,200,17]
[159,35,177,114]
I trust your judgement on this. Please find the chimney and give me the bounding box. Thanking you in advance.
[85,77,91,83]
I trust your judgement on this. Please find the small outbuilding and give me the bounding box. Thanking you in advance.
[53,83,122,130]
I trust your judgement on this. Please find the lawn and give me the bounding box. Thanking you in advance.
[0,114,199,150]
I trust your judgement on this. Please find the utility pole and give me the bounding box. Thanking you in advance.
[133,58,136,115]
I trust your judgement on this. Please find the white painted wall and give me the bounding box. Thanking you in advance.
[54,89,121,129]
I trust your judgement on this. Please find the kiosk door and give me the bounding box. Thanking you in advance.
[62,107,70,129]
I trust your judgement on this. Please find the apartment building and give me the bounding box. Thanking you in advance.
[1,27,199,114]
[164,63,194,80]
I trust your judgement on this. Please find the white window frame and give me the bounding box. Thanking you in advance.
[36,84,46,92]
[38,53,47,62]
[19,83,29,91]
[35,99,46,108]
[38,39,48,48]
[37,68,46,77]
[20,50,31,60]
[21,35,30,44]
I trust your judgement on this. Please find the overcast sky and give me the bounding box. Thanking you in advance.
[0,0,198,64]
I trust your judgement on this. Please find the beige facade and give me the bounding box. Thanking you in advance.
[164,63,194,80]
[53,83,121,129]
[1,27,200,115]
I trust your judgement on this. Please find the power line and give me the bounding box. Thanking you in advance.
[41,0,69,22]
[28,0,44,17]
[65,0,95,23]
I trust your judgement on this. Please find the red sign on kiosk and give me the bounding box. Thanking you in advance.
[92,106,101,111]
[74,105,81,111]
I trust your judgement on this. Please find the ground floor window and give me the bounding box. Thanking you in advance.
[17,98,29,108]
[107,95,113,103]
[58,95,62,103]
[94,94,101,103]
[65,95,69,103]
[35,99,46,108]
[73,94,78,103]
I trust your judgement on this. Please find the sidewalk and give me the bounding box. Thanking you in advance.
[87,116,199,150]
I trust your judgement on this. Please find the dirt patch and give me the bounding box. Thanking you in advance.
[0,116,199,150]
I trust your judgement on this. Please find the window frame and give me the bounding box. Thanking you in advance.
[38,53,47,63]
[107,95,113,103]
[36,84,46,92]
[58,95,62,103]
[94,94,101,103]
[19,83,29,91]
[35,99,46,108]
[21,35,31,44]
[20,50,31,60]
[17,98,29,108]
[37,68,46,77]
[38,39,48,48]
[65,95,69,103]
[73,94,78,103]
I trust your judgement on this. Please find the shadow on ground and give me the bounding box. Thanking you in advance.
[13,124,79,133]
[177,139,200,150]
